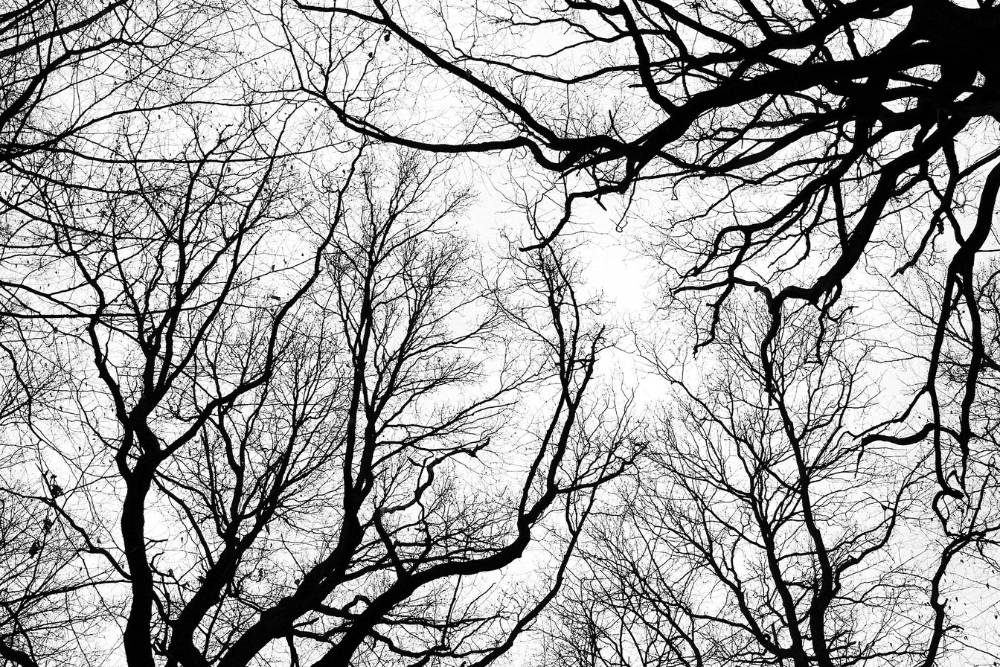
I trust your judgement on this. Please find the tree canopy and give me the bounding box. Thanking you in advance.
[2,0,1000,665]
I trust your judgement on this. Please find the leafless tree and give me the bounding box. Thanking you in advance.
[0,312,92,666]
[0,96,632,664]
[7,1,1000,664]
[283,0,1000,508]
[0,0,242,166]
[275,6,1000,662]
[540,299,1000,666]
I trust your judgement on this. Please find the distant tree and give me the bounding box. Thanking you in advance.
[541,300,1000,666]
